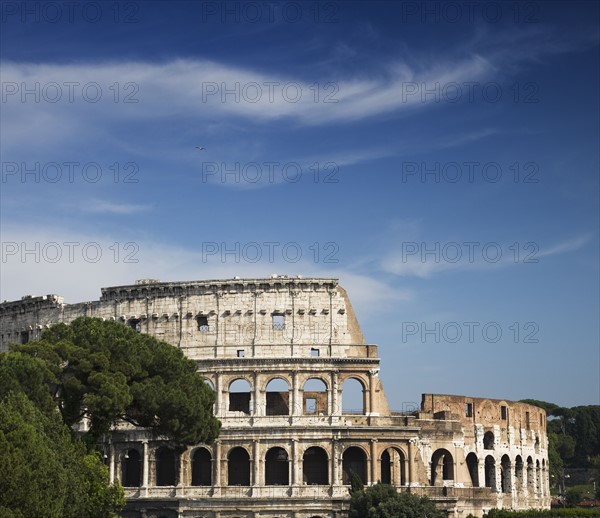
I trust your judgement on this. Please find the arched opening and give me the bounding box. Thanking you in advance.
[343,447,367,485]
[191,448,212,486]
[122,449,142,487]
[265,447,289,485]
[466,452,479,487]
[535,435,540,453]
[266,378,290,416]
[483,431,495,450]
[303,378,327,415]
[228,447,250,486]
[431,449,454,486]
[536,460,541,493]
[156,447,178,486]
[380,447,406,486]
[501,454,511,493]
[515,455,524,491]
[342,378,365,415]
[303,446,329,485]
[527,456,535,493]
[485,455,496,490]
[229,379,251,414]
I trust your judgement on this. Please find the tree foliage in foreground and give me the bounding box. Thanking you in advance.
[1,317,222,517]
[11,317,221,446]
[0,391,125,518]
[349,483,445,518]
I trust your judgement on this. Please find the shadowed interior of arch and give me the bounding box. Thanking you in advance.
[266,378,289,416]
[191,448,212,486]
[122,448,142,487]
[228,447,250,486]
[303,446,329,485]
[229,378,251,414]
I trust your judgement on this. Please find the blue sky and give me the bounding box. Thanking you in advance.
[1,0,598,409]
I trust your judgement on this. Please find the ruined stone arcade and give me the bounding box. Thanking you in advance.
[0,277,550,517]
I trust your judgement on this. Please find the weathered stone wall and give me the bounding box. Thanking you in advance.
[0,277,550,518]
[0,278,365,359]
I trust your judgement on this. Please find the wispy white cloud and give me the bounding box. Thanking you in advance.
[537,234,593,258]
[381,235,593,278]
[72,200,150,215]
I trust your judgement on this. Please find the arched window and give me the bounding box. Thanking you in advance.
[191,448,212,486]
[485,455,496,490]
[122,449,142,487]
[156,447,178,486]
[229,379,251,414]
[431,449,454,485]
[483,431,495,450]
[228,447,250,486]
[265,447,289,485]
[266,378,289,416]
[501,455,511,493]
[466,452,479,487]
[303,447,329,485]
[343,447,367,485]
[515,455,524,490]
[342,378,365,415]
[527,456,535,493]
[303,378,327,415]
[380,447,406,486]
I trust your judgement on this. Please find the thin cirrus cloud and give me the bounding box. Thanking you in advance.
[74,200,150,215]
[380,234,593,278]
[1,54,491,132]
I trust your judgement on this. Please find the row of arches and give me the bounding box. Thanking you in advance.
[224,376,366,415]
[465,453,547,494]
[120,444,548,497]
[120,445,406,488]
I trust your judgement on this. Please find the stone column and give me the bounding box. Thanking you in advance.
[332,372,340,416]
[408,440,415,486]
[254,372,262,416]
[179,451,186,487]
[332,440,339,485]
[253,440,260,486]
[291,439,298,485]
[108,444,115,484]
[495,463,502,492]
[364,380,371,415]
[370,440,378,484]
[292,372,300,416]
[509,462,516,497]
[369,371,377,416]
[478,460,486,491]
[142,440,149,494]
[214,440,221,487]
[215,372,222,416]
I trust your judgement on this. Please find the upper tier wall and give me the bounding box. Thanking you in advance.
[0,277,372,360]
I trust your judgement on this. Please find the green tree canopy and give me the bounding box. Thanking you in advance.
[0,391,124,518]
[12,317,221,446]
[349,483,444,518]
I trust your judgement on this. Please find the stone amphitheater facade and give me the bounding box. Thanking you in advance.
[0,277,550,517]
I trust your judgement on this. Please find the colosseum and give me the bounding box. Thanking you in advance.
[0,276,550,517]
